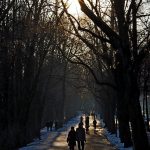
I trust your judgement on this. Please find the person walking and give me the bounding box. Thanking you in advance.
[93,119,97,133]
[55,120,58,131]
[49,120,53,131]
[46,121,50,131]
[80,116,83,122]
[67,126,76,150]
[85,116,89,132]
[93,119,97,129]
[80,116,84,126]
[76,123,86,150]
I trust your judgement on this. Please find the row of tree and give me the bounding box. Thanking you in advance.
[0,0,87,149]
[60,0,150,149]
[0,0,150,150]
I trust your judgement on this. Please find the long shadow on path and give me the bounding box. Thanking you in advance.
[20,115,117,150]
[49,118,117,150]
[85,128,117,150]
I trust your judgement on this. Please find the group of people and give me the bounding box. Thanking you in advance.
[67,115,97,150]
[82,115,97,132]
[67,123,86,150]
[46,120,58,131]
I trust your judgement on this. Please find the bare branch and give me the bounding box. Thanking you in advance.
[0,0,16,22]
[69,14,111,43]
[58,45,117,90]
[78,0,119,40]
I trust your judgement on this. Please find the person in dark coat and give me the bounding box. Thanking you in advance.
[49,120,53,131]
[67,126,76,150]
[55,120,58,131]
[85,116,89,132]
[46,121,50,131]
[93,119,97,130]
[80,116,84,126]
[76,123,86,150]
[80,116,83,122]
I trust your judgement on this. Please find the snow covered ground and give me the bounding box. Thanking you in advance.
[103,129,133,150]
[97,116,133,150]
[19,113,134,150]
[19,115,80,150]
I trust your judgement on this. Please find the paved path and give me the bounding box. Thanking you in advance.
[85,129,117,150]
[48,116,117,150]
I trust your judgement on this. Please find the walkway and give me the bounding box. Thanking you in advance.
[48,116,117,150]
[20,115,117,150]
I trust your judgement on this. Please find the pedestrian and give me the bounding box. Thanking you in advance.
[80,116,83,122]
[55,120,58,131]
[46,121,50,131]
[85,116,89,132]
[80,116,84,126]
[49,120,53,131]
[76,123,86,150]
[67,126,76,150]
[93,119,97,130]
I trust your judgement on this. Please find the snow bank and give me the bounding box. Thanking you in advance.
[98,116,133,150]
[19,114,81,150]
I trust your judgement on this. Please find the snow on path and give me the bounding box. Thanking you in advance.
[19,115,80,150]
[19,114,135,150]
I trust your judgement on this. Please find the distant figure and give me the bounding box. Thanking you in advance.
[80,116,84,126]
[76,123,86,150]
[93,119,97,130]
[67,126,76,150]
[80,116,83,122]
[91,112,96,120]
[80,121,84,126]
[93,113,96,120]
[49,120,53,131]
[46,121,50,131]
[85,116,89,132]
[55,120,58,131]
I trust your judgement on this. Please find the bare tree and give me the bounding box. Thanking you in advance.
[60,0,150,149]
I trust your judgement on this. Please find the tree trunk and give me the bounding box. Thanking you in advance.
[107,104,116,134]
[129,75,149,150]
[113,62,132,147]
[117,107,132,147]
[117,86,132,147]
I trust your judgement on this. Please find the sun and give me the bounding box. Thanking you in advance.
[67,0,82,15]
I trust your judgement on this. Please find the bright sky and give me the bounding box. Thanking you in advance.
[67,0,82,15]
